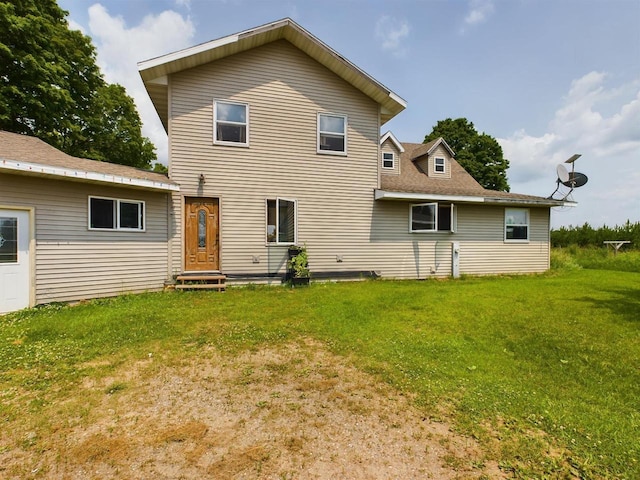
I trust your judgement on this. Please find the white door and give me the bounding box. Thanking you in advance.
[0,210,31,313]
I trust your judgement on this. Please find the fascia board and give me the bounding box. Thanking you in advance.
[0,159,179,192]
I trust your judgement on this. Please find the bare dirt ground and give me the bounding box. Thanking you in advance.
[3,339,504,479]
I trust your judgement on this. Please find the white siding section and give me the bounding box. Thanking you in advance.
[0,173,170,303]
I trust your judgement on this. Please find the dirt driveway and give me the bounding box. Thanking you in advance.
[3,339,504,479]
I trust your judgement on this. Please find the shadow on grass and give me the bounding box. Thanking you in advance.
[576,286,640,323]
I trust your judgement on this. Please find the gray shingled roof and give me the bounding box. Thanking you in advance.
[379,141,564,206]
[0,130,177,190]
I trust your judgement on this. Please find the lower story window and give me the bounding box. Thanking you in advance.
[410,203,455,232]
[267,198,296,244]
[89,196,145,231]
[505,208,529,241]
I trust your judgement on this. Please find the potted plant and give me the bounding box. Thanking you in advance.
[288,244,310,286]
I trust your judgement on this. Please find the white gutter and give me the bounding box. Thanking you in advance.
[374,189,485,203]
[0,159,179,192]
[483,196,571,207]
[375,189,572,207]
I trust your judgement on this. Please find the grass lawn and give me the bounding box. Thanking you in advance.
[1,259,638,478]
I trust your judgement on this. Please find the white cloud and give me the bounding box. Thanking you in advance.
[375,16,410,58]
[67,18,85,34]
[86,3,195,165]
[499,72,640,227]
[463,0,495,27]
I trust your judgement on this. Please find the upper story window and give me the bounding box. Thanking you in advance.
[318,113,347,155]
[410,203,455,233]
[505,208,529,242]
[382,152,395,169]
[434,157,446,173]
[89,196,145,231]
[214,100,248,146]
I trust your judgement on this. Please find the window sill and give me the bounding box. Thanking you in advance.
[213,141,250,148]
[317,149,347,157]
[88,228,146,233]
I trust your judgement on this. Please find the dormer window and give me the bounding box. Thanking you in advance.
[434,157,445,173]
[382,152,394,169]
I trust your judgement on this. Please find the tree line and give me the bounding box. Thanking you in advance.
[551,221,640,249]
[0,0,156,170]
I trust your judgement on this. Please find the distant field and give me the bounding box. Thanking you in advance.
[552,245,640,272]
[1,264,638,478]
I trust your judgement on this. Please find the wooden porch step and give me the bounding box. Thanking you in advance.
[175,273,226,291]
[176,274,226,282]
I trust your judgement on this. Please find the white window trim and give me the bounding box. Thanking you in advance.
[266,197,298,246]
[88,196,146,232]
[382,152,395,169]
[434,157,446,174]
[448,203,457,233]
[317,112,348,156]
[213,99,249,147]
[504,208,530,242]
[410,202,437,233]
[410,202,456,233]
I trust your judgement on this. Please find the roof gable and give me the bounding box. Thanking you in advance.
[139,18,406,130]
[380,131,405,153]
[409,137,455,161]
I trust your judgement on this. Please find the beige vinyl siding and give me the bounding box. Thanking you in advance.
[169,39,380,276]
[380,138,401,175]
[166,38,551,279]
[369,202,550,278]
[0,173,170,304]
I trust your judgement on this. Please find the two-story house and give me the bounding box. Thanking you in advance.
[0,18,566,313]
[139,18,565,283]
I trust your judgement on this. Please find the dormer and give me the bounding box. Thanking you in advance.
[380,131,404,175]
[411,137,455,179]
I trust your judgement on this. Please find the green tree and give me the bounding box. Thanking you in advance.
[424,118,510,191]
[0,0,156,169]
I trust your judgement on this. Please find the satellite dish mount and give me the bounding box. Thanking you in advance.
[548,154,588,200]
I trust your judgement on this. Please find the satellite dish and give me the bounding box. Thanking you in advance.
[562,171,588,188]
[556,164,570,183]
[548,153,587,200]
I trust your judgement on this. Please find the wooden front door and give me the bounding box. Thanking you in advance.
[185,198,219,272]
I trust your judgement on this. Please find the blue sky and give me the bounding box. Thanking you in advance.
[60,0,640,228]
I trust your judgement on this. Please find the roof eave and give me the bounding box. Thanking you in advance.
[483,196,575,207]
[380,131,405,153]
[0,159,179,192]
[138,18,406,129]
[374,189,485,203]
[375,189,572,207]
